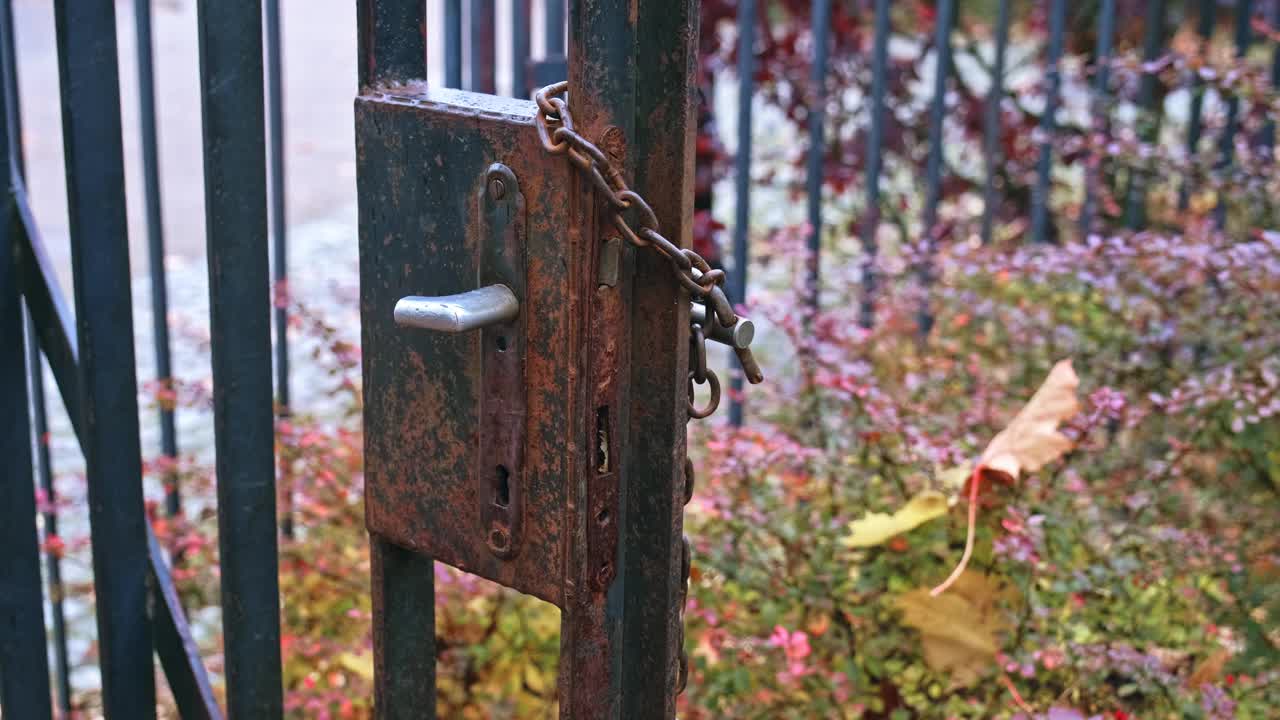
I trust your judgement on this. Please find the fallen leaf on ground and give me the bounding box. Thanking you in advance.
[1188,648,1231,687]
[841,490,949,548]
[895,572,1013,687]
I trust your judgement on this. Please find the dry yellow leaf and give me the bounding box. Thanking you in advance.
[979,359,1080,482]
[937,463,974,492]
[932,360,1080,596]
[338,651,375,680]
[895,573,1012,687]
[841,490,949,548]
[1188,649,1231,687]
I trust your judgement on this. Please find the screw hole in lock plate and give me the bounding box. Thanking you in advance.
[496,335,508,352]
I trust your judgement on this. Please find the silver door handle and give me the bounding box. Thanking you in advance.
[394,284,519,333]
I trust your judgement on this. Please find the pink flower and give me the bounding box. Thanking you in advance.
[768,626,812,683]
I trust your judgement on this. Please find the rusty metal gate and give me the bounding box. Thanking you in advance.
[1,0,758,718]
[356,0,759,715]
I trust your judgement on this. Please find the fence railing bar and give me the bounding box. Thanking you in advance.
[1031,0,1067,244]
[446,0,463,88]
[980,0,1011,245]
[921,0,955,235]
[860,0,890,329]
[1179,0,1216,211]
[265,0,293,541]
[805,0,832,311]
[512,0,531,97]
[1214,0,1255,228]
[27,311,73,717]
[1262,1,1280,149]
[147,528,224,720]
[266,0,289,417]
[1079,0,1116,237]
[3,2,71,710]
[195,1,284,716]
[1123,0,1168,229]
[357,0,429,89]
[728,0,755,427]
[14,187,80,431]
[1,71,52,714]
[53,1,158,714]
[16,195,220,715]
[546,0,565,55]
[133,0,181,517]
[471,0,497,93]
[918,0,956,336]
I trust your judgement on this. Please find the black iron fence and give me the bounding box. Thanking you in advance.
[1,0,1275,717]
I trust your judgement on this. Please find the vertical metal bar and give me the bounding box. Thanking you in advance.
[134,0,182,516]
[53,0,157,715]
[1079,0,1115,236]
[265,0,288,415]
[860,0,890,328]
[1,254,51,720]
[264,0,292,539]
[1214,0,1254,228]
[445,0,462,88]
[920,0,955,235]
[546,0,565,55]
[917,0,955,336]
[625,0,699,710]
[3,1,70,711]
[1180,0,1216,211]
[0,31,53,712]
[728,0,754,427]
[357,0,428,89]
[980,0,1010,244]
[195,1,284,716]
[356,4,437,716]
[27,319,71,718]
[565,0,636,713]
[805,0,832,310]
[370,539,436,718]
[470,0,497,93]
[1031,0,1066,244]
[1262,1,1280,149]
[512,0,531,97]
[1122,0,1168,229]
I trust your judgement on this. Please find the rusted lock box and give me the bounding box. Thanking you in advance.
[353,2,742,715]
[358,86,610,605]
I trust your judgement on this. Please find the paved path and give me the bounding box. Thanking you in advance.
[14,0,360,288]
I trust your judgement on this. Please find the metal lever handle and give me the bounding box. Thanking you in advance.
[394,284,519,333]
[690,302,764,385]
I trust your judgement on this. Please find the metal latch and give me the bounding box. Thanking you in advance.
[392,163,527,560]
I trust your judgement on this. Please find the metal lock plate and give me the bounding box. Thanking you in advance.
[357,87,585,606]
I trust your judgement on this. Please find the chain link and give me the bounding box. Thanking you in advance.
[536,81,738,698]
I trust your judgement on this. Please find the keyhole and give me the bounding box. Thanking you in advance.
[495,465,510,507]
[496,335,508,352]
[595,406,611,474]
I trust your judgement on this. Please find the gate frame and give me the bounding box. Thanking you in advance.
[355,0,698,717]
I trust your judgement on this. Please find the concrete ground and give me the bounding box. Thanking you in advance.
[14,0,359,286]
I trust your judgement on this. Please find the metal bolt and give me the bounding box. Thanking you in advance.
[487,177,506,200]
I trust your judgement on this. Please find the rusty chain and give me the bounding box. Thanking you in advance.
[535,81,762,697]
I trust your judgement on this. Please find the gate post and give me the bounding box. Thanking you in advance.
[562,0,699,716]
